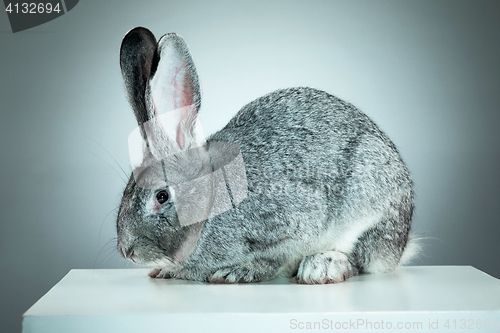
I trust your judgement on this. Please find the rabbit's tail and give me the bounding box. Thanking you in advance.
[399,233,423,265]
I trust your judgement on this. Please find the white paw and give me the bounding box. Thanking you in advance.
[295,251,358,284]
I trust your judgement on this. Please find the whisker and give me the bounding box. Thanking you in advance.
[84,135,130,179]
[98,207,119,248]
[94,237,119,269]
[86,149,128,184]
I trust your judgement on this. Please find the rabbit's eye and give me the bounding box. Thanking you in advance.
[156,190,169,204]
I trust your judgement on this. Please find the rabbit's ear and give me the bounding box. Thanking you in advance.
[147,33,202,150]
[120,27,157,126]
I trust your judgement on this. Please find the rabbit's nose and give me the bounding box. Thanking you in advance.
[124,247,135,259]
[118,244,135,259]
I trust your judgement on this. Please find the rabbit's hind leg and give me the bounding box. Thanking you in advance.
[294,251,358,284]
[349,214,411,275]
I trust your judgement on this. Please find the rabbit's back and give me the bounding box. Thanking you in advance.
[210,86,412,215]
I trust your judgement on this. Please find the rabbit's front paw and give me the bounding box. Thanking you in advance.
[208,265,267,284]
[148,268,172,279]
[295,251,358,284]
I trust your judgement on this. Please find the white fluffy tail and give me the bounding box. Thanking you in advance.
[399,234,422,265]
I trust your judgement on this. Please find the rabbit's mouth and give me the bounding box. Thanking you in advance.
[118,236,174,266]
[127,247,178,269]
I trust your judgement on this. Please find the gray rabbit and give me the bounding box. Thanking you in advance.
[116,27,417,284]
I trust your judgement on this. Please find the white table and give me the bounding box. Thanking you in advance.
[23,266,500,332]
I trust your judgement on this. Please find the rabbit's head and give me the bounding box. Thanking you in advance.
[116,27,209,268]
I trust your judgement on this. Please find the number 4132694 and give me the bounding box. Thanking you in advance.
[5,3,61,14]
[444,319,498,330]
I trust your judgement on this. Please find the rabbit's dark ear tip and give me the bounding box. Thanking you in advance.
[120,27,157,62]
[123,26,155,40]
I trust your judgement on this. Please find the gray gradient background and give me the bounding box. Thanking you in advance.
[1,0,499,332]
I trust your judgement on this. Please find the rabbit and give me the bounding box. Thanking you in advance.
[116,26,417,284]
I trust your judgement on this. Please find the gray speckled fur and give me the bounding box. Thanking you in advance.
[116,28,415,283]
